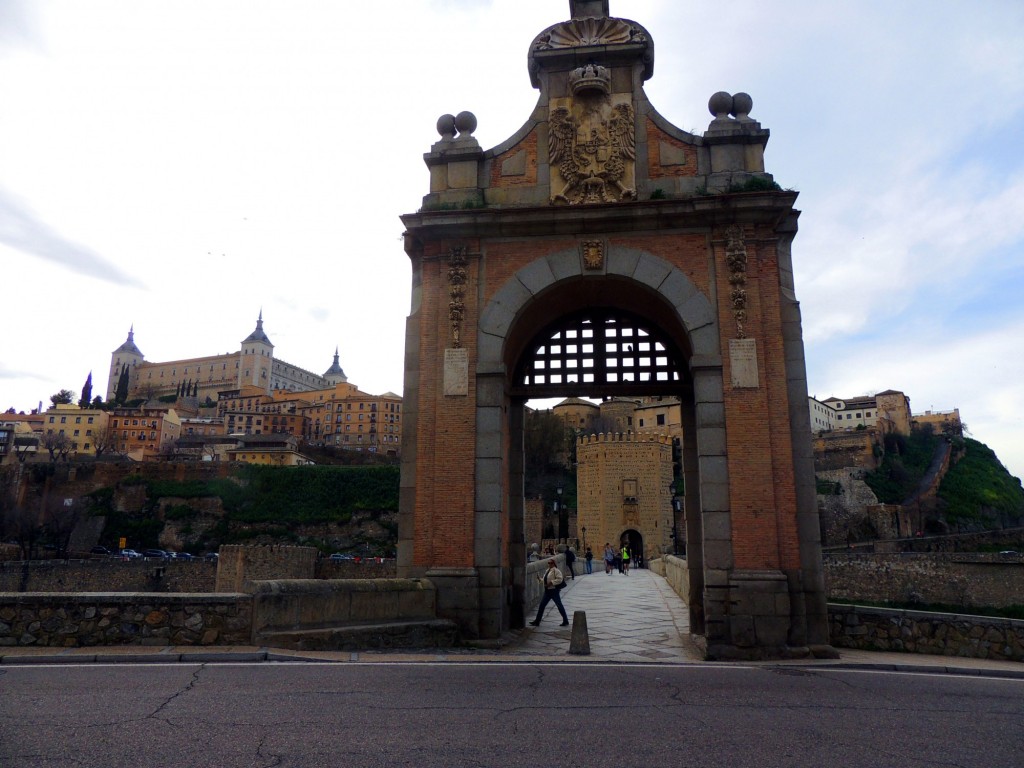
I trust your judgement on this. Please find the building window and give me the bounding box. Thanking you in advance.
[656,414,666,426]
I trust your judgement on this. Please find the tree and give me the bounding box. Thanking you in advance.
[42,495,83,559]
[78,372,93,408]
[114,364,130,404]
[524,409,572,475]
[40,431,73,462]
[50,389,75,407]
[0,465,39,560]
[90,423,118,457]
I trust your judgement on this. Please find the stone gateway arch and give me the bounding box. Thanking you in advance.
[398,0,833,660]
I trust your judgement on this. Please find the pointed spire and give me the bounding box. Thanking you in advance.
[323,345,348,384]
[113,325,143,356]
[242,310,273,346]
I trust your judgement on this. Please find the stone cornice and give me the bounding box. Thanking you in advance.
[402,192,800,244]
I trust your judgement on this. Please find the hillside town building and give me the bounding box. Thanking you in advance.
[106,313,342,404]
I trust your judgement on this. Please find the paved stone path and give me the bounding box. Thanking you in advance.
[508,566,703,662]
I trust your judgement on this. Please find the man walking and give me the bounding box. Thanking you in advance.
[529,558,569,627]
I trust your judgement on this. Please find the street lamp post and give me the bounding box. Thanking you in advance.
[555,486,566,543]
[669,480,682,556]
[581,525,587,554]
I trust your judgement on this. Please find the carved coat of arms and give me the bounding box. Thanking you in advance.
[549,98,636,205]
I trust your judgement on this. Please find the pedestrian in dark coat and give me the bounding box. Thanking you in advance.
[529,559,569,627]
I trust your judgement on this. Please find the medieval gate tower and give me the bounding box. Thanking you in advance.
[398,0,833,660]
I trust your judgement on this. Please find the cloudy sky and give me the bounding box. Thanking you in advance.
[1,0,1022,480]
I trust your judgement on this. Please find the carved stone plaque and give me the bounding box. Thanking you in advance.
[444,348,469,396]
[729,338,759,389]
[581,240,604,270]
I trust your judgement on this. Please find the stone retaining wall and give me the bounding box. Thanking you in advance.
[829,604,1024,662]
[0,593,252,647]
[250,578,438,641]
[0,578,442,649]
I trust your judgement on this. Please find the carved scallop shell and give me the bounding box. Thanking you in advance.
[541,17,634,48]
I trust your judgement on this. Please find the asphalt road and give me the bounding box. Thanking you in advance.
[1,661,1021,767]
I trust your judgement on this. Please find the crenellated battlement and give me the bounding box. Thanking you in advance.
[577,431,673,446]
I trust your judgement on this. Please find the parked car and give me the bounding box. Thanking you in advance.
[329,553,355,561]
[90,546,111,557]
[119,549,143,560]
[204,552,219,562]
[142,549,169,559]
[168,552,195,561]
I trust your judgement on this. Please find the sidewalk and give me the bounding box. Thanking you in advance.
[2,568,1022,679]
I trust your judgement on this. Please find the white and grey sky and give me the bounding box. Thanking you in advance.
[1,1,1022,479]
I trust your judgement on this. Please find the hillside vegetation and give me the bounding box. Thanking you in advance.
[865,431,1024,530]
[88,464,399,553]
[939,438,1024,528]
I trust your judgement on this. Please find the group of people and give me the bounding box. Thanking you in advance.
[603,542,632,574]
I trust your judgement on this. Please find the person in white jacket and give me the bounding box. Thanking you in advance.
[529,558,570,627]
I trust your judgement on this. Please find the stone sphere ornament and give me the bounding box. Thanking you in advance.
[436,114,457,140]
[730,92,753,119]
[708,91,733,118]
[454,110,478,137]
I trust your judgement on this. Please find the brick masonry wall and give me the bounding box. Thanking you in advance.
[0,593,252,647]
[645,119,699,179]
[824,553,1024,608]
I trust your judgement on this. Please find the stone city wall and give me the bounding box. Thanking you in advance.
[316,559,397,579]
[829,604,1024,662]
[823,553,1024,608]
[0,559,216,593]
[0,593,252,647]
[812,431,878,472]
[0,557,395,593]
[215,544,318,593]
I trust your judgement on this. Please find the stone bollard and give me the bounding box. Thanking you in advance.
[568,610,590,655]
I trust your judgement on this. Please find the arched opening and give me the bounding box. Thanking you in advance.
[489,265,710,634]
[621,528,643,568]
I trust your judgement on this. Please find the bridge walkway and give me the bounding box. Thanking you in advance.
[505,566,703,662]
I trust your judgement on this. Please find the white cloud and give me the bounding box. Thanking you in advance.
[0,0,1021,483]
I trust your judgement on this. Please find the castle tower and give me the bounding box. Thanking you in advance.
[323,347,349,386]
[238,311,274,391]
[576,432,675,562]
[106,325,144,401]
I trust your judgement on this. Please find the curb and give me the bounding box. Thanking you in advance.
[2,648,1022,679]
